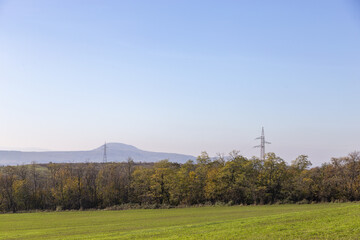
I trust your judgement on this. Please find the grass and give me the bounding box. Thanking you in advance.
[1,203,360,239]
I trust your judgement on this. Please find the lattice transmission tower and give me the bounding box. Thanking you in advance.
[103,142,107,163]
[254,127,271,160]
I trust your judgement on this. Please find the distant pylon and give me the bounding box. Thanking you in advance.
[103,142,107,163]
[254,127,271,160]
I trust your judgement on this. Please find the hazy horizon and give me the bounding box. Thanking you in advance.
[1,1,360,165]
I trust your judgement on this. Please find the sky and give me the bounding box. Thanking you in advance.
[0,0,360,165]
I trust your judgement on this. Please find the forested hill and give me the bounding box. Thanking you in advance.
[0,151,359,213]
[0,143,196,165]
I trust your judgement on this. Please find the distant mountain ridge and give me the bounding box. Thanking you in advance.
[0,143,196,165]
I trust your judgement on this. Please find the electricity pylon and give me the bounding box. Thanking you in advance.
[254,127,271,160]
[103,142,107,163]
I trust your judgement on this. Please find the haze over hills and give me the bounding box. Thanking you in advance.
[0,143,196,165]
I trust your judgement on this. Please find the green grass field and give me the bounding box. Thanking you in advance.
[1,203,359,239]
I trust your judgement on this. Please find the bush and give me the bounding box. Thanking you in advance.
[215,201,226,207]
[297,199,309,205]
[227,200,234,206]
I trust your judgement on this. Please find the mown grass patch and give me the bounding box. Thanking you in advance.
[0,203,359,239]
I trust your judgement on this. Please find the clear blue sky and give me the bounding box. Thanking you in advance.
[1,0,359,165]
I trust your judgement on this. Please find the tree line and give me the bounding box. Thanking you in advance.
[0,151,359,212]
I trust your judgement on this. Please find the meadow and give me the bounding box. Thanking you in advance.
[1,203,360,239]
